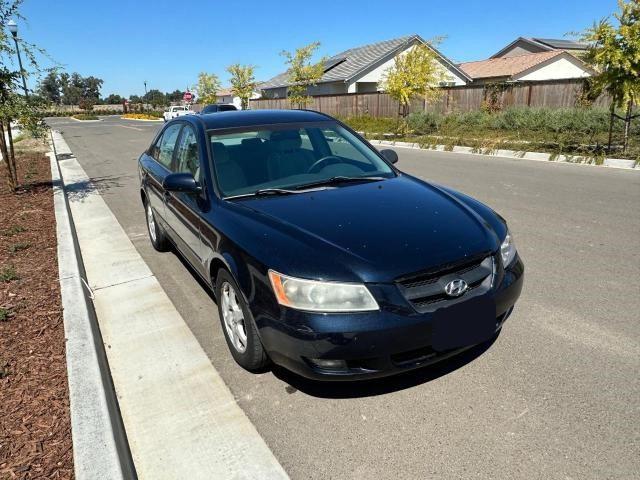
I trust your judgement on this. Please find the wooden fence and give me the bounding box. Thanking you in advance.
[249,79,610,117]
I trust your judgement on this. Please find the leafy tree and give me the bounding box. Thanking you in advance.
[143,89,166,108]
[104,93,124,104]
[59,72,103,105]
[37,70,61,104]
[227,64,256,110]
[59,72,103,106]
[581,0,640,152]
[83,76,102,102]
[379,41,446,118]
[166,89,184,103]
[1,1,51,191]
[281,42,325,109]
[129,94,142,103]
[196,72,221,104]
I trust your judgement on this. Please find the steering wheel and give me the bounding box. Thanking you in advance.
[307,155,342,174]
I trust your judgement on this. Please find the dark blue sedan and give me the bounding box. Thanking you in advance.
[138,110,524,380]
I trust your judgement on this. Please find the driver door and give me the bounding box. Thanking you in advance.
[163,124,206,272]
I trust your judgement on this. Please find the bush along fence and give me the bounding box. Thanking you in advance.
[342,107,639,163]
[250,79,611,116]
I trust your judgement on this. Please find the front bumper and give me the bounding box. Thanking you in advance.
[255,255,524,381]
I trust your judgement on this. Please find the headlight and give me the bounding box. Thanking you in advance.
[268,270,379,312]
[500,230,517,267]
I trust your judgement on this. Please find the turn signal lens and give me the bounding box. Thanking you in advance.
[268,270,379,312]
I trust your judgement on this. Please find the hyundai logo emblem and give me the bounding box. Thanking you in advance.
[444,279,468,297]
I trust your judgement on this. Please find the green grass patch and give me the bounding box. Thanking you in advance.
[0,358,9,379]
[2,225,26,237]
[73,113,99,121]
[0,307,11,321]
[9,242,30,253]
[0,266,19,282]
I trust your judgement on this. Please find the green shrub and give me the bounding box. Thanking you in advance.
[406,111,442,135]
[442,110,492,130]
[73,113,99,121]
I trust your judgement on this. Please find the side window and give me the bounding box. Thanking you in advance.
[174,126,201,180]
[156,124,182,169]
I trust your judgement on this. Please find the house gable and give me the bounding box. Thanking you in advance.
[491,37,550,58]
[513,53,593,81]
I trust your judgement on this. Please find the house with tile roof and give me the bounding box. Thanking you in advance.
[260,35,472,99]
[491,37,589,59]
[458,51,594,84]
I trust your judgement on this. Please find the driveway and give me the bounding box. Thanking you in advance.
[47,116,640,479]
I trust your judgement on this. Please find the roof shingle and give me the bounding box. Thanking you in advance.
[458,51,564,80]
[260,35,416,89]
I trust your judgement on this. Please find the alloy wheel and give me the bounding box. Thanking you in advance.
[220,282,248,353]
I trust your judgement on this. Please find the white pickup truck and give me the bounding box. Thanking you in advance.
[163,105,194,122]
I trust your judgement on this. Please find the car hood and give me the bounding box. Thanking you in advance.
[230,175,502,282]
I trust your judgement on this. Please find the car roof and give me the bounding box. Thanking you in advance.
[195,109,332,130]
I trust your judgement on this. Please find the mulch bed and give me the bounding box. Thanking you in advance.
[0,151,74,479]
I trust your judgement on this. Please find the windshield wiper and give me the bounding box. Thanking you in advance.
[225,188,302,200]
[292,176,385,191]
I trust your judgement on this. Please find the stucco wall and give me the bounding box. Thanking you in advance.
[515,56,591,81]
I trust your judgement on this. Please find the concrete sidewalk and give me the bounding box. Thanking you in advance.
[51,130,288,480]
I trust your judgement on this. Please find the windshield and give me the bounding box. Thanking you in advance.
[209,122,395,197]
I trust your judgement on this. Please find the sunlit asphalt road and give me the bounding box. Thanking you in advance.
[48,115,640,480]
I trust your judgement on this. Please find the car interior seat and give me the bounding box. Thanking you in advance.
[240,138,270,185]
[211,142,247,194]
[266,130,316,180]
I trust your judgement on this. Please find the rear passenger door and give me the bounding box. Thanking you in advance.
[145,123,182,225]
[164,124,206,270]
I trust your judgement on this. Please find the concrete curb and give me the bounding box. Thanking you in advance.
[48,142,131,479]
[367,139,639,171]
[69,117,102,123]
[50,130,289,480]
[119,116,163,122]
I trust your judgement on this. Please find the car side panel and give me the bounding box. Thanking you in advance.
[164,192,206,275]
[140,153,169,224]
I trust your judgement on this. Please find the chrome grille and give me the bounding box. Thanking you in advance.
[397,255,495,312]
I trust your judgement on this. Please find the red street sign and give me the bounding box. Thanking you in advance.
[183,92,193,102]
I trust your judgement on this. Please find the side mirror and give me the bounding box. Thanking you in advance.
[163,173,201,194]
[380,148,398,164]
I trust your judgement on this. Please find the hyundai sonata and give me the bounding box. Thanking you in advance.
[138,110,524,380]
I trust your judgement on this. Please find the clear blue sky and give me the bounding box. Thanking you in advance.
[16,0,617,97]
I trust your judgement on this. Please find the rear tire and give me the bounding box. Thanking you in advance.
[215,269,269,371]
[145,199,170,252]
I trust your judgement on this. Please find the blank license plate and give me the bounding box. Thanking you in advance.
[431,296,496,351]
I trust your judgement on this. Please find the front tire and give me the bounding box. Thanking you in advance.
[145,199,170,252]
[215,270,269,371]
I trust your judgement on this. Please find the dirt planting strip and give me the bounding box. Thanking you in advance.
[0,151,74,479]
